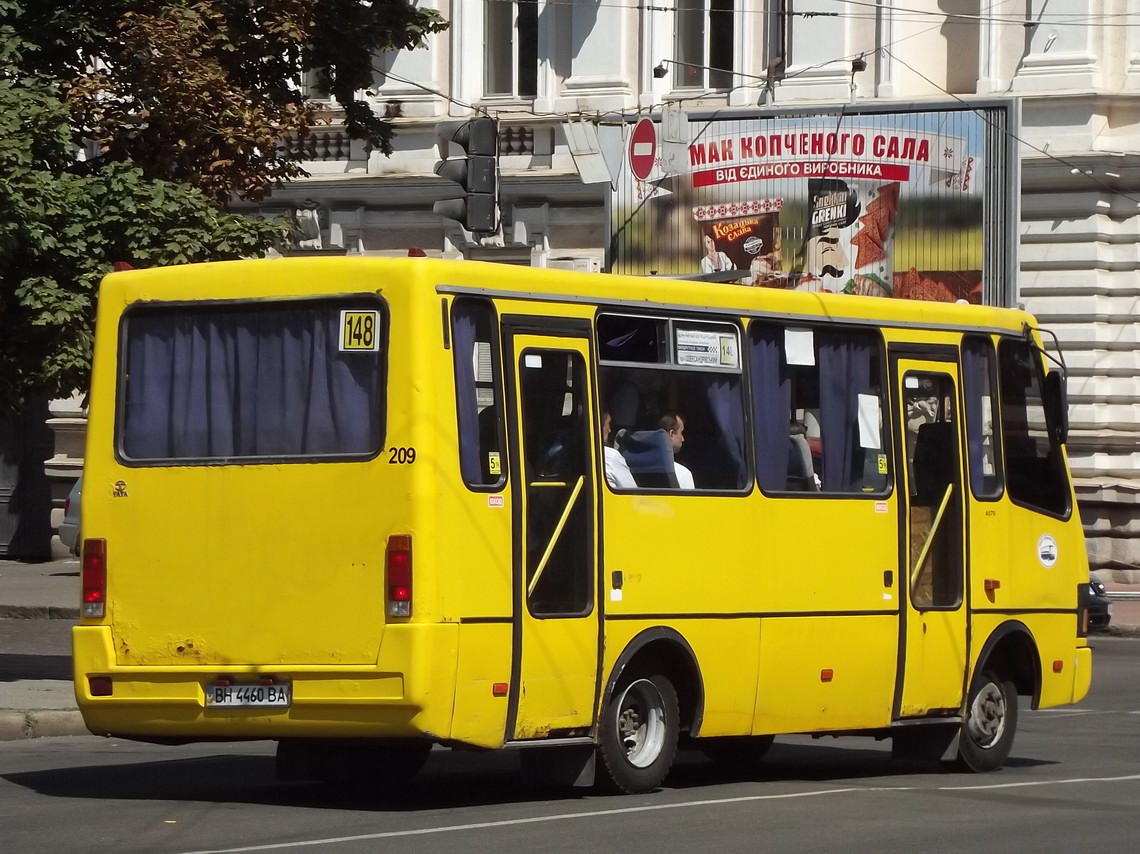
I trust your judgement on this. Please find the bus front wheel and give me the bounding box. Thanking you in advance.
[598,672,679,794]
[950,670,1018,772]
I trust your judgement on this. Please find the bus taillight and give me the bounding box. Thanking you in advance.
[387,534,412,618]
[82,538,107,619]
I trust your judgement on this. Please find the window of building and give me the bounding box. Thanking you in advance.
[674,0,734,90]
[997,338,1070,518]
[598,313,747,492]
[749,322,889,495]
[452,298,507,489]
[119,296,385,463]
[486,0,538,98]
[962,336,1002,499]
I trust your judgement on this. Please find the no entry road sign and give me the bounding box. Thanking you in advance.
[629,118,657,182]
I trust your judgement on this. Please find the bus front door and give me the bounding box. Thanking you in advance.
[893,357,968,718]
[504,330,599,741]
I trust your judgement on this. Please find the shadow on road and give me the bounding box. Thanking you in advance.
[0,738,1058,812]
[0,653,71,682]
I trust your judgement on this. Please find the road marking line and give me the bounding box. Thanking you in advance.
[180,774,1140,854]
[939,774,1140,791]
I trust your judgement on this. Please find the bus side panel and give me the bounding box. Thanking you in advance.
[431,434,513,625]
[969,613,1090,710]
[449,623,513,748]
[601,495,898,620]
[997,501,1086,611]
[754,615,898,734]
[601,619,760,738]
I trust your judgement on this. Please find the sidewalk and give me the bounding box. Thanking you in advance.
[2,556,1139,742]
[0,557,87,740]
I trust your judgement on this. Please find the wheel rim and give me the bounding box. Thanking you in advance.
[614,678,667,768]
[966,681,1006,748]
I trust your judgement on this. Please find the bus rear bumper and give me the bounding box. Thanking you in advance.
[72,623,459,741]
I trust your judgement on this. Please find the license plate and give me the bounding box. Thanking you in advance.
[205,682,292,708]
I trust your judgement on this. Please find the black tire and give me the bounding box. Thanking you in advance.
[700,735,775,768]
[949,670,1018,772]
[598,672,680,794]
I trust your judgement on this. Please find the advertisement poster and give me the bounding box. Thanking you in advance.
[609,108,996,303]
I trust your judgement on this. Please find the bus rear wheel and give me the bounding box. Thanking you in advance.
[598,672,679,794]
[949,670,1018,772]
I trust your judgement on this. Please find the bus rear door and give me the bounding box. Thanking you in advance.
[893,353,968,718]
[503,323,600,740]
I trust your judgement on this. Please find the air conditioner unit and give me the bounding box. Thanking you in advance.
[547,256,600,273]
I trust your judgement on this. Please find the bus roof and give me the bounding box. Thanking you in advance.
[98,256,1031,336]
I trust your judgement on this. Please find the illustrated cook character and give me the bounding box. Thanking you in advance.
[800,178,861,293]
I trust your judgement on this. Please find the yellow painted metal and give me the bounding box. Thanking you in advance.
[896,358,967,717]
[509,333,598,739]
[73,257,1090,750]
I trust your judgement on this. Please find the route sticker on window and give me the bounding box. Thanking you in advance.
[488,452,501,475]
[340,310,380,351]
[677,329,739,369]
[877,454,888,474]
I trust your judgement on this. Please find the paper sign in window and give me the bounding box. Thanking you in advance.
[858,393,882,449]
[784,329,815,366]
[677,328,731,368]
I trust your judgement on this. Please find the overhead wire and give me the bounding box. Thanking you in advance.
[463,0,1140,28]
[882,46,1140,207]
[373,3,1139,217]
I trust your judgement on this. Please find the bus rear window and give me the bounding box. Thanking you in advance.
[118,297,386,462]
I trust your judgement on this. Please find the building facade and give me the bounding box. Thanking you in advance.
[45,2,1140,577]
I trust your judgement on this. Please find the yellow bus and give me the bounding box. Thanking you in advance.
[74,257,1092,794]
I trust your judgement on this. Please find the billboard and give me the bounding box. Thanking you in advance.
[609,104,1015,305]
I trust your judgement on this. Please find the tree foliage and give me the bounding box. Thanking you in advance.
[12,0,448,205]
[0,1,448,410]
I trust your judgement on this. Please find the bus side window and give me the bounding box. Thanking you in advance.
[750,322,887,495]
[597,313,748,493]
[962,336,1003,499]
[452,298,506,488]
[997,338,1070,517]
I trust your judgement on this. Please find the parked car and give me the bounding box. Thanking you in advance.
[1088,573,1112,633]
[59,476,82,556]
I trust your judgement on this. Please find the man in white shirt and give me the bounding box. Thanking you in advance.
[601,412,636,489]
[658,412,695,489]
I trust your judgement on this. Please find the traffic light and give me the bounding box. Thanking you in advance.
[432,117,499,234]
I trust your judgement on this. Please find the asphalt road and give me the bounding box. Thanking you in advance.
[1,637,1137,854]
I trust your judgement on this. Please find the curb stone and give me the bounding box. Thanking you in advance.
[0,709,90,740]
[0,605,80,620]
[1103,625,1140,639]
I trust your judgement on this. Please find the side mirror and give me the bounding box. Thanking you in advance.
[1043,369,1069,445]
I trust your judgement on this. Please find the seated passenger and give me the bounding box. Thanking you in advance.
[602,411,636,490]
[657,412,695,489]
